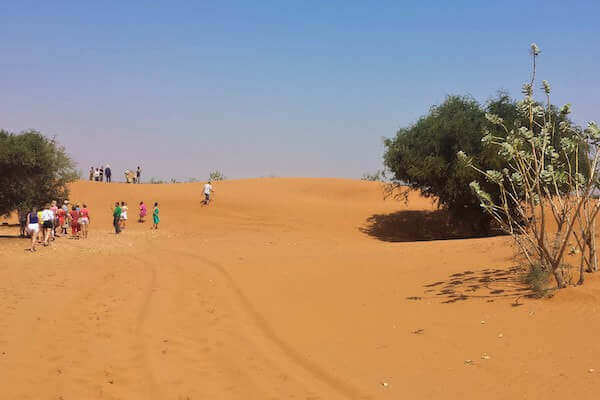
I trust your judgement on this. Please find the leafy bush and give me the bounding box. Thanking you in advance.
[383,92,583,233]
[383,95,513,232]
[361,170,388,182]
[208,170,226,181]
[461,43,599,289]
[0,130,78,216]
[522,263,553,298]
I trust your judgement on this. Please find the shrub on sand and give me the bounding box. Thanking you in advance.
[460,43,600,289]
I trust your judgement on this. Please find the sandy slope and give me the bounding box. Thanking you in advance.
[1,178,600,399]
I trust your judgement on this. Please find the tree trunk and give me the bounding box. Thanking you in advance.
[553,267,567,289]
[589,225,598,272]
[578,256,585,286]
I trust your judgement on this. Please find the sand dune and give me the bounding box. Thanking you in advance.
[1,178,600,399]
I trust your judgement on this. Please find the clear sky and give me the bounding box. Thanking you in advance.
[1,1,599,181]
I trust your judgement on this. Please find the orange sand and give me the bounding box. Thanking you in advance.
[1,178,599,399]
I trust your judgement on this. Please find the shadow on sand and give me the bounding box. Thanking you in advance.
[408,266,534,304]
[0,225,23,240]
[360,210,504,242]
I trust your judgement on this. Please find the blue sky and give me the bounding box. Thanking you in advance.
[1,1,599,180]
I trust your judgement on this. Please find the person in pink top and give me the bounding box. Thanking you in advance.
[139,201,147,223]
[50,200,59,238]
[79,204,91,239]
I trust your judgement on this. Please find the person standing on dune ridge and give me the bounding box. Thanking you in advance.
[105,164,112,183]
[136,166,142,184]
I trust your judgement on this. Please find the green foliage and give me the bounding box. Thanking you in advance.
[462,43,599,289]
[208,170,226,181]
[0,130,78,216]
[383,94,513,232]
[383,91,584,233]
[521,263,553,298]
[361,170,388,182]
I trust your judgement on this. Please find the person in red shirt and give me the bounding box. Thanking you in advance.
[69,206,80,238]
[57,207,66,236]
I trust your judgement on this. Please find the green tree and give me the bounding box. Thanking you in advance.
[383,93,584,233]
[383,95,507,232]
[0,130,79,216]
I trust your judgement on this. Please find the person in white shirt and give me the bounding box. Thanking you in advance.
[203,181,214,205]
[41,205,54,246]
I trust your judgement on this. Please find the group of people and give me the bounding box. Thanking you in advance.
[19,180,214,252]
[124,166,142,183]
[89,165,142,184]
[90,165,112,183]
[22,200,91,252]
[111,200,159,234]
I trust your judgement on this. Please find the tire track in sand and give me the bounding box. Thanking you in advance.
[170,247,370,400]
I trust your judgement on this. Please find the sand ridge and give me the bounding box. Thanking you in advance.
[1,178,600,399]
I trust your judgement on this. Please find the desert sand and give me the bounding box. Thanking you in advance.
[1,178,599,399]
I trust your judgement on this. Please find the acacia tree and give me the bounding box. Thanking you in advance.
[383,95,504,232]
[382,92,582,233]
[459,44,600,289]
[0,130,78,216]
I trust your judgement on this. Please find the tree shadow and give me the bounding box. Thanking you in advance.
[0,226,23,240]
[414,266,534,304]
[360,210,503,242]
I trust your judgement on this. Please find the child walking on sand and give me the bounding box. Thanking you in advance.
[120,201,128,229]
[69,206,80,238]
[139,201,147,223]
[152,202,160,230]
[80,204,90,239]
